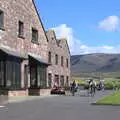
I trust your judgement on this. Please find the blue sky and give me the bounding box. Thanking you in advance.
[35,0,120,55]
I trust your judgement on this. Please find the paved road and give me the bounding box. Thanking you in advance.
[0,90,120,120]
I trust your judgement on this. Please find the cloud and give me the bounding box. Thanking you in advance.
[79,45,120,54]
[52,24,82,55]
[98,16,120,31]
[52,24,120,55]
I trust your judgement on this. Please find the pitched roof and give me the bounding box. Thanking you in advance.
[0,46,28,59]
[28,52,50,66]
[57,38,71,55]
[32,0,49,42]
[46,29,71,55]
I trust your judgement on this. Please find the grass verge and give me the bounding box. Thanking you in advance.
[97,91,120,104]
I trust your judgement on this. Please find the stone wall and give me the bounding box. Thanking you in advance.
[0,0,49,92]
[0,0,48,61]
[28,89,50,96]
[40,89,51,96]
[8,90,28,97]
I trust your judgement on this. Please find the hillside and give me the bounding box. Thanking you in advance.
[71,53,120,76]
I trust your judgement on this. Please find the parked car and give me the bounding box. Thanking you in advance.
[50,87,65,95]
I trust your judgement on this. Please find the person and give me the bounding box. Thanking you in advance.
[89,79,93,88]
[88,79,96,96]
[100,80,104,91]
[93,80,97,93]
[70,80,76,96]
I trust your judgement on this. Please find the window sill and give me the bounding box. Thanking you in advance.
[0,26,5,31]
[31,40,39,45]
[18,35,25,39]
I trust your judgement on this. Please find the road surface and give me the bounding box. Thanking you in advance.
[0,90,119,120]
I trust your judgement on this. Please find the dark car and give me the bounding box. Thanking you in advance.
[50,87,65,95]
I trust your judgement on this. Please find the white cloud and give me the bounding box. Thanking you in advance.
[98,16,120,31]
[52,24,120,55]
[79,45,120,54]
[52,24,82,55]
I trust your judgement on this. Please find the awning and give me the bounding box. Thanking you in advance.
[0,46,28,59]
[28,53,50,66]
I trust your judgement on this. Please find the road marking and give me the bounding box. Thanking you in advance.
[0,106,5,108]
[0,106,8,112]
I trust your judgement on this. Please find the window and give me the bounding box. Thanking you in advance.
[32,28,38,42]
[38,65,47,89]
[5,58,21,89]
[51,37,54,40]
[0,10,4,29]
[60,75,64,87]
[0,53,21,89]
[66,76,69,86]
[54,75,59,86]
[48,73,52,88]
[30,66,37,87]
[61,56,64,66]
[55,54,58,65]
[66,58,69,68]
[48,51,51,63]
[29,56,47,89]
[0,60,5,87]
[18,21,24,37]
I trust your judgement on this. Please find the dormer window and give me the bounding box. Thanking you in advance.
[51,37,54,40]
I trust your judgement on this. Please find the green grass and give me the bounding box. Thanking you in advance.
[72,72,120,78]
[71,77,86,84]
[97,91,120,104]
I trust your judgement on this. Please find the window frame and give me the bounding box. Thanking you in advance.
[18,21,24,38]
[31,28,39,44]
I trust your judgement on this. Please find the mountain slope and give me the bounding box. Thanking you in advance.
[71,53,120,74]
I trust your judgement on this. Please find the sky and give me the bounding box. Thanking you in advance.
[35,0,120,55]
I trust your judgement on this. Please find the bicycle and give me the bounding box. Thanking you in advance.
[87,86,96,97]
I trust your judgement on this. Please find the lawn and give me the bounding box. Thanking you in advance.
[97,91,120,104]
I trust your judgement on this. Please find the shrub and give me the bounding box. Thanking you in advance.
[79,83,89,90]
[104,83,113,90]
[64,86,70,91]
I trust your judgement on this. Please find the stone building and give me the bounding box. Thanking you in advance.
[0,0,49,96]
[46,30,70,88]
[0,0,70,97]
